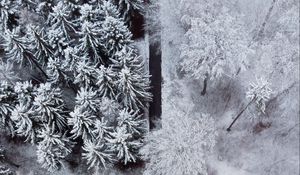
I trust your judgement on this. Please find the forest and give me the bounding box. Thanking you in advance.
[0,0,299,175]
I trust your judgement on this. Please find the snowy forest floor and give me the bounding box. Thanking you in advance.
[160,0,299,174]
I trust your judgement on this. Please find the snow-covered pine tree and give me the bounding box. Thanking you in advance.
[1,28,48,79]
[76,86,101,113]
[69,107,96,140]
[100,14,132,55]
[113,47,144,73]
[100,0,120,20]
[76,2,121,65]
[28,26,54,67]
[45,1,77,58]
[117,108,146,136]
[47,1,76,42]
[246,77,273,114]
[112,48,151,110]
[10,102,35,142]
[36,124,73,172]
[31,82,68,132]
[68,86,100,139]
[98,97,120,120]
[42,46,78,88]
[10,81,38,142]
[82,138,114,169]
[14,81,35,104]
[0,81,17,135]
[0,0,18,31]
[35,0,56,18]
[107,126,142,164]
[92,117,113,139]
[79,3,95,22]
[68,86,117,169]
[73,59,99,87]
[96,65,117,99]
[46,57,72,85]
[115,0,144,21]
[77,21,103,64]
[61,46,79,72]
[46,27,69,57]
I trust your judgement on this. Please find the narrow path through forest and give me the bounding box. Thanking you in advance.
[131,8,162,130]
[149,41,162,129]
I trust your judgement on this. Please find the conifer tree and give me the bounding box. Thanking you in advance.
[82,139,114,169]
[100,0,121,19]
[98,97,120,119]
[92,117,113,139]
[2,28,48,79]
[116,0,144,21]
[11,81,37,142]
[35,0,56,18]
[0,0,18,30]
[117,108,146,136]
[45,1,77,58]
[96,65,117,99]
[47,2,76,42]
[113,48,151,110]
[75,86,101,113]
[46,57,70,85]
[69,107,96,140]
[68,86,116,169]
[100,15,132,55]
[31,83,68,132]
[61,46,80,72]
[107,126,142,164]
[68,86,101,140]
[10,102,35,142]
[14,81,35,104]
[0,81,17,135]
[79,3,101,23]
[77,21,103,64]
[246,77,273,114]
[73,59,98,87]
[47,27,69,57]
[36,124,73,172]
[28,26,54,66]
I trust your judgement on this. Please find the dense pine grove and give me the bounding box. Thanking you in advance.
[0,0,151,172]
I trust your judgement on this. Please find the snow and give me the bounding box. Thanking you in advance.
[159,0,299,174]
[207,157,252,175]
[0,0,299,174]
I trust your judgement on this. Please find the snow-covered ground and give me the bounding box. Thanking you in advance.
[160,0,299,174]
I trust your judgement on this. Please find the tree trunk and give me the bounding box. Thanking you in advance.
[201,74,208,96]
[227,99,254,131]
[254,0,277,42]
